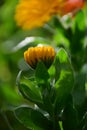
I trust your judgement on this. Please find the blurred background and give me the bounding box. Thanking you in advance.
[0,0,87,130]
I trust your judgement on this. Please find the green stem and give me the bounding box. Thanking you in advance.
[53,112,61,130]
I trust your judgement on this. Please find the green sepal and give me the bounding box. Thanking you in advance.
[35,61,49,86]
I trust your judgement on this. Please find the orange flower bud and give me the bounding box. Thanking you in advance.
[24,46,55,69]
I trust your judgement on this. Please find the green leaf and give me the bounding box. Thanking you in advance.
[72,10,85,32]
[72,73,86,106]
[54,49,74,113]
[54,48,73,80]
[55,70,74,113]
[16,68,35,86]
[55,48,71,64]
[19,83,43,105]
[42,88,54,117]
[35,61,49,85]
[53,29,70,48]
[5,110,29,130]
[69,11,85,57]
[62,96,78,130]
[15,106,53,130]
[72,73,87,130]
[55,70,73,97]
[48,65,55,78]
[16,70,43,105]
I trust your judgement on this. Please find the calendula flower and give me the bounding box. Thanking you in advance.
[15,0,84,30]
[24,46,55,69]
[15,0,64,30]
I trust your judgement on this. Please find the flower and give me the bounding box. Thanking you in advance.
[15,0,64,30]
[63,0,84,15]
[15,0,84,30]
[24,46,55,69]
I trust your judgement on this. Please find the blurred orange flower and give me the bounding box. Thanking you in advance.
[15,0,84,30]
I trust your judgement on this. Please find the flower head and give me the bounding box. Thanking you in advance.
[24,46,55,69]
[15,0,64,30]
[15,0,84,30]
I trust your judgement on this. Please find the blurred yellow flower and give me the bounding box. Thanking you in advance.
[15,0,64,30]
[24,46,55,69]
[15,0,84,30]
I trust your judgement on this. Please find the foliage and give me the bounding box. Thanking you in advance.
[0,0,87,130]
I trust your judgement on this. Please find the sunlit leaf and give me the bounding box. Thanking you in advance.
[54,48,74,113]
